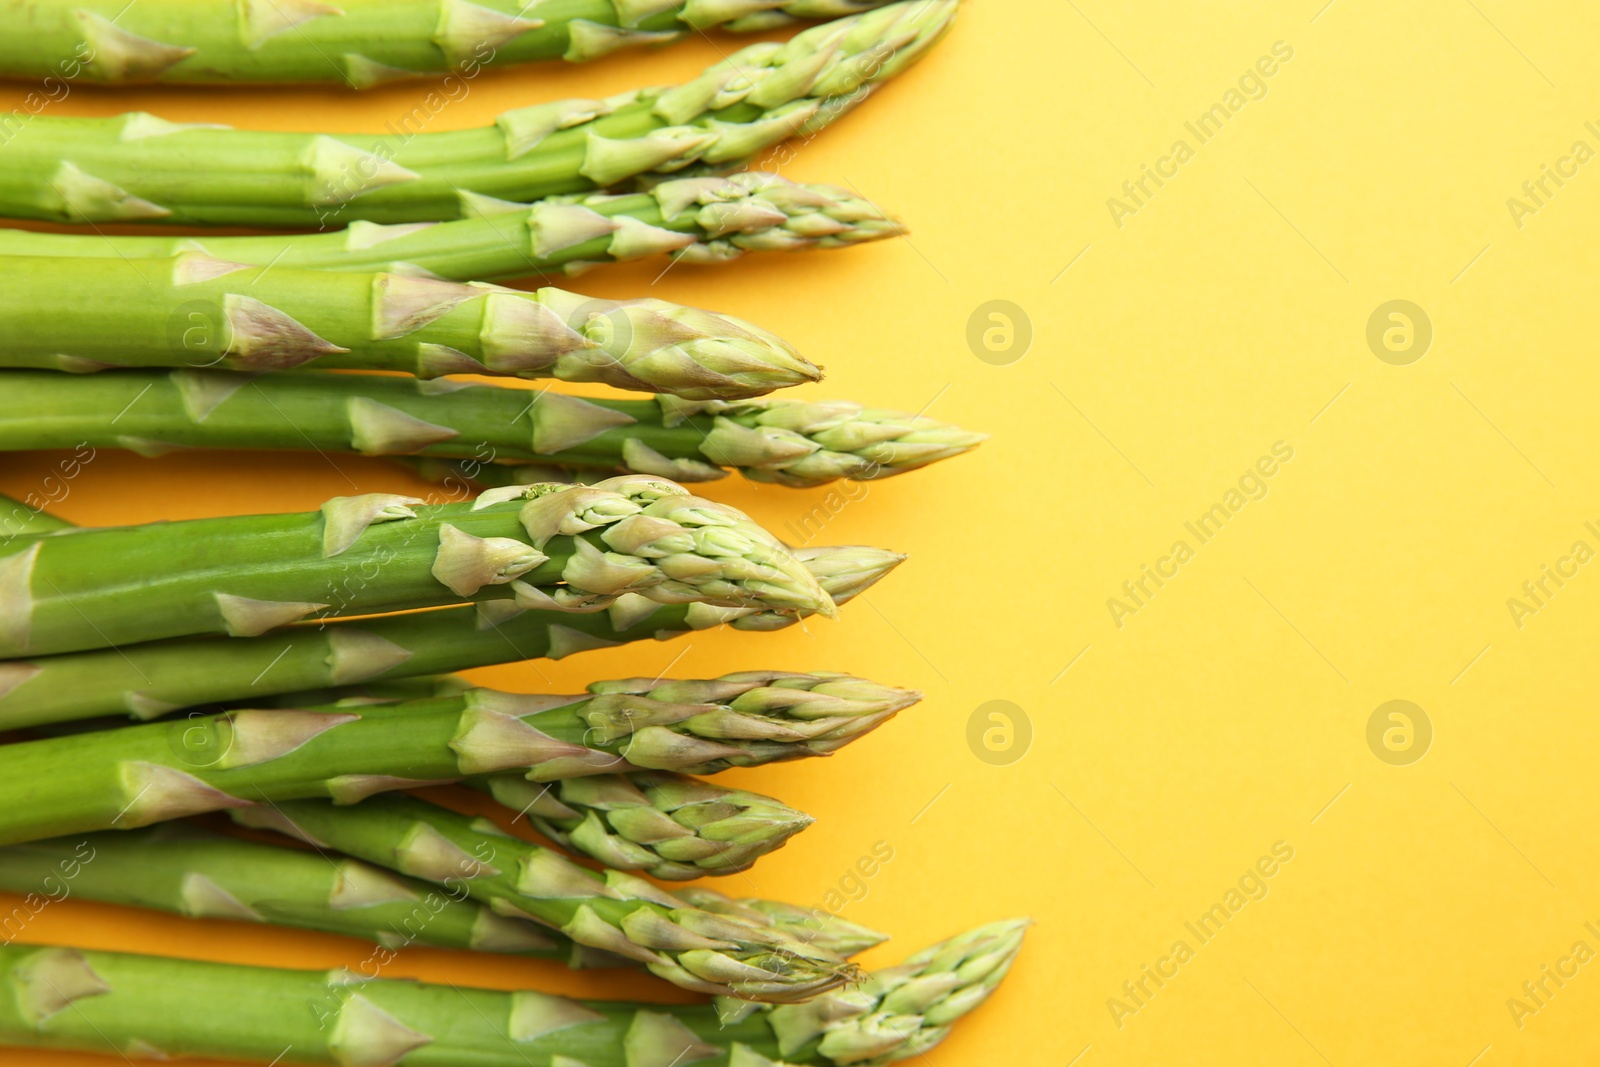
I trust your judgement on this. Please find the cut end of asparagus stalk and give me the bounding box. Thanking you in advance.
[759,916,1030,1062]
[482,769,814,879]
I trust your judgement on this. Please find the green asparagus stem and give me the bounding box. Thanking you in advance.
[236,792,856,1000]
[0,671,910,847]
[481,770,813,878]
[0,824,584,960]
[0,919,1025,1063]
[0,174,902,283]
[0,259,817,398]
[0,0,896,87]
[0,493,70,541]
[0,544,903,729]
[0,2,957,227]
[0,369,986,487]
[0,476,833,658]
[0,825,886,963]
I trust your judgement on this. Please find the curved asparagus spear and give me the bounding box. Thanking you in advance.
[482,770,813,878]
[0,825,886,962]
[0,476,833,658]
[236,793,855,1000]
[0,544,903,729]
[0,0,896,87]
[0,2,957,227]
[0,919,1025,1063]
[0,369,986,488]
[0,671,911,846]
[0,258,816,398]
[0,174,902,283]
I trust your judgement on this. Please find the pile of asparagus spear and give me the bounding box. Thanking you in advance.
[0,3,1026,1064]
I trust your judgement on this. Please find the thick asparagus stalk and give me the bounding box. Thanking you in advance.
[0,259,815,397]
[0,2,956,227]
[0,919,1025,1063]
[0,174,902,283]
[0,476,833,658]
[0,369,986,487]
[0,0,895,87]
[0,544,903,729]
[0,671,910,846]
[481,770,814,878]
[236,792,855,1000]
[0,825,886,962]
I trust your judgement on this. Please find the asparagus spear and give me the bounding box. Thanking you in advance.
[0,671,911,846]
[0,369,986,488]
[0,476,833,658]
[0,0,896,87]
[0,825,886,961]
[481,769,815,878]
[237,792,855,1000]
[0,544,903,729]
[0,257,816,397]
[0,919,1025,1063]
[0,2,957,227]
[0,174,902,284]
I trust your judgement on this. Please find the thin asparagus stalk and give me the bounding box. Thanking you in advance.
[0,174,902,283]
[0,369,986,487]
[0,671,911,846]
[0,493,71,540]
[0,0,895,88]
[237,792,855,1000]
[0,825,886,962]
[0,919,1025,1063]
[0,2,957,227]
[0,544,903,729]
[480,770,814,878]
[0,476,833,658]
[0,824,580,960]
[0,258,816,397]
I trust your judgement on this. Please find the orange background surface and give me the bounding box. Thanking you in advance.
[8,1,1600,1063]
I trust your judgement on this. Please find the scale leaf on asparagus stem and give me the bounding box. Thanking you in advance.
[0,671,916,847]
[0,174,903,283]
[0,826,886,962]
[0,1,959,227]
[0,476,834,658]
[0,258,818,398]
[0,0,902,87]
[0,369,987,488]
[0,918,1026,1063]
[0,544,904,729]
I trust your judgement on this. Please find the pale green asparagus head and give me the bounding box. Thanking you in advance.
[674,887,891,957]
[485,770,814,879]
[658,172,907,265]
[531,289,821,401]
[493,476,837,618]
[649,395,986,486]
[758,918,1030,1064]
[727,545,906,632]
